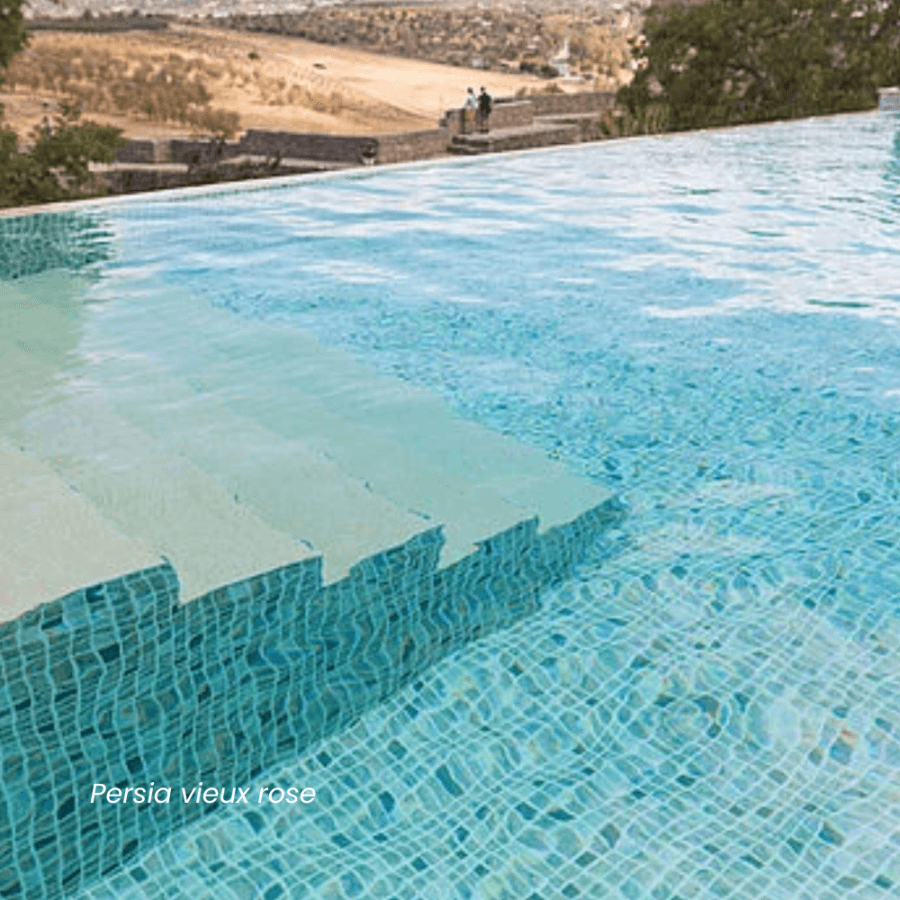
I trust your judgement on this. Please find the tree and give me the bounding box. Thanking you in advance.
[619,0,900,132]
[0,0,28,72]
[1,103,124,207]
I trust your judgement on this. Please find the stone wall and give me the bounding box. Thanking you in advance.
[168,137,242,165]
[98,158,328,196]
[107,90,619,190]
[239,130,379,164]
[878,87,900,111]
[528,90,617,116]
[98,166,191,195]
[112,139,172,165]
[0,491,625,899]
[538,113,611,142]
[375,129,451,165]
[442,98,535,136]
[116,128,449,169]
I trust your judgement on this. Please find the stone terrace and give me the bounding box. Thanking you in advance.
[98,90,619,192]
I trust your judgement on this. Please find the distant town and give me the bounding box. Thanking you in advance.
[25,0,639,19]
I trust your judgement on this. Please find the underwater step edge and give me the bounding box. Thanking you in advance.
[0,496,625,900]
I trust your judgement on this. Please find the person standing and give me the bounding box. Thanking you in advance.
[477,87,492,133]
[463,87,477,134]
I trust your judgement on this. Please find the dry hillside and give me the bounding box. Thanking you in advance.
[0,4,633,139]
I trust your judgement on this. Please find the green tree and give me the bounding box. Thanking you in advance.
[0,0,27,72]
[619,0,900,132]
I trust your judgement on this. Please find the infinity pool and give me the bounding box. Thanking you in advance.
[4,110,900,899]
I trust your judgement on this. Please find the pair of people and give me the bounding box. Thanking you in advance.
[463,87,492,134]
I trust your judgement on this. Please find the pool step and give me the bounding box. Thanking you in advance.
[2,272,612,609]
[449,121,581,155]
[0,440,162,622]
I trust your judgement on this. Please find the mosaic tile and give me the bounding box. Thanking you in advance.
[4,111,900,899]
[0,212,113,280]
[0,499,621,898]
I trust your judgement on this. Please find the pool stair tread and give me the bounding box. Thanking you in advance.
[113,286,612,556]
[1,395,323,609]
[0,440,163,622]
[448,121,582,155]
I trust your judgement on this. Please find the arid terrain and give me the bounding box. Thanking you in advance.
[2,5,641,142]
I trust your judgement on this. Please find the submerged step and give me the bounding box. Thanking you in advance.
[2,269,612,609]
[0,177,627,900]
[0,270,623,899]
[0,440,160,621]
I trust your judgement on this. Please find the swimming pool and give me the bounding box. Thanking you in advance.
[4,110,900,899]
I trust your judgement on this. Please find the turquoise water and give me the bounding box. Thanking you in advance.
[8,111,900,898]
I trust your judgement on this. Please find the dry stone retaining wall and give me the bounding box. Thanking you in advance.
[238,130,379,164]
[375,129,452,165]
[528,90,617,115]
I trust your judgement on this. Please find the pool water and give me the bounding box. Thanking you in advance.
[9,110,900,899]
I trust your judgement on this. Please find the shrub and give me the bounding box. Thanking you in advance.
[1,104,124,207]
